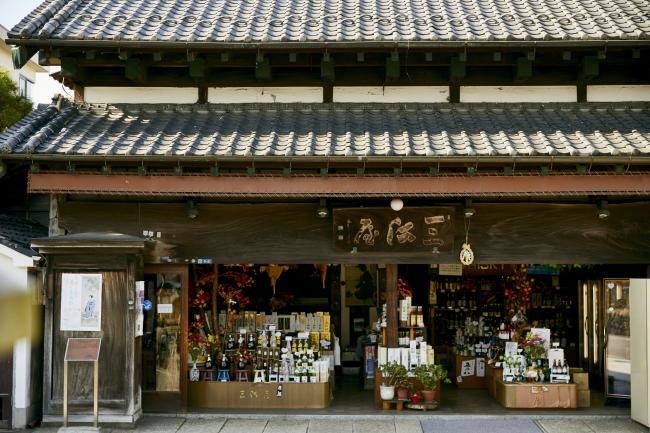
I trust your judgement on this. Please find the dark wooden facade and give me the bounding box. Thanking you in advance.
[56,200,650,265]
[33,235,144,424]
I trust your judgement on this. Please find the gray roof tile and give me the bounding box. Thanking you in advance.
[0,215,48,258]
[1,101,650,159]
[7,0,650,43]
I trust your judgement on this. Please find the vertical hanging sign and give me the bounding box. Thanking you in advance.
[60,273,103,331]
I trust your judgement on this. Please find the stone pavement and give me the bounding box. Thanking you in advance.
[12,415,650,433]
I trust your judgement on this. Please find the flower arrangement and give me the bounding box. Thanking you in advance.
[503,265,533,333]
[397,277,412,298]
[521,331,546,362]
[192,288,210,309]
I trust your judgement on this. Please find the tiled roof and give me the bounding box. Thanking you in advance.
[0,214,47,258]
[1,101,650,158]
[8,0,650,44]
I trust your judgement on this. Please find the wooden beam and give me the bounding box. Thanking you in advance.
[321,54,335,82]
[385,264,398,347]
[385,52,400,81]
[60,56,83,80]
[189,58,206,81]
[515,57,533,82]
[125,58,147,83]
[581,55,599,80]
[27,173,650,197]
[255,57,272,80]
[449,56,466,82]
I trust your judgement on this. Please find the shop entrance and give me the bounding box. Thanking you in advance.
[159,262,642,413]
[141,265,188,412]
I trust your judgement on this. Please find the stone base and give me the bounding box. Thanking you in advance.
[58,427,102,433]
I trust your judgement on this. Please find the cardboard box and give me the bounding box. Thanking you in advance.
[578,389,590,408]
[495,379,577,409]
[572,372,589,390]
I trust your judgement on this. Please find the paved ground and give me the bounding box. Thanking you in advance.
[12,415,650,433]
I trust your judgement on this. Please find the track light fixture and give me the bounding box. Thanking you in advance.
[597,200,610,220]
[464,199,475,218]
[186,200,199,219]
[317,199,329,218]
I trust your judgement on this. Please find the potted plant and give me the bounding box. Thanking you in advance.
[413,363,450,404]
[379,361,408,401]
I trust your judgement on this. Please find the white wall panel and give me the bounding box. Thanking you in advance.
[333,86,449,103]
[85,87,198,104]
[460,86,577,103]
[209,87,322,103]
[587,86,650,102]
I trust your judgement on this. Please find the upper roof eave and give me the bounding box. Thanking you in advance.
[6,37,650,51]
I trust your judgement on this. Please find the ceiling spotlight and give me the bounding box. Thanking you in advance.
[317,199,329,218]
[390,198,404,211]
[186,200,199,219]
[597,200,610,220]
[464,199,475,218]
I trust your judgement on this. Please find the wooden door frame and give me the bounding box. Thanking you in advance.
[143,264,189,411]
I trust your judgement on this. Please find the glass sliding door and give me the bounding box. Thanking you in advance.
[604,278,631,398]
[142,265,188,412]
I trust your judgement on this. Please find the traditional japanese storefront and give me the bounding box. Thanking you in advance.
[2,0,650,425]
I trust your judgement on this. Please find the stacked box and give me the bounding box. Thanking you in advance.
[572,372,590,408]
[323,313,330,333]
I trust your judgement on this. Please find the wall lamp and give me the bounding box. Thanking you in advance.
[390,198,404,211]
[597,200,610,220]
[464,199,476,218]
[317,199,329,218]
[186,200,199,219]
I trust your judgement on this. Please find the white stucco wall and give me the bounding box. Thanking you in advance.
[208,87,323,103]
[587,85,650,102]
[333,86,449,103]
[84,87,199,104]
[460,86,577,103]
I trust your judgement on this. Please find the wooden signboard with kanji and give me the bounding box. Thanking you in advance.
[333,207,455,253]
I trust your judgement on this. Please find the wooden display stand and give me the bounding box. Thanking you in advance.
[495,378,577,409]
[188,381,332,409]
[486,364,503,398]
[454,355,487,389]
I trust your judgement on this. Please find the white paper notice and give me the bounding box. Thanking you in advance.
[461,359,475,376]
[476,358,486,377]
[60,273,102,331]
[157,303,173,314]
[135,281,144,337]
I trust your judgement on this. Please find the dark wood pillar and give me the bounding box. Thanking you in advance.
[385,264,398,347]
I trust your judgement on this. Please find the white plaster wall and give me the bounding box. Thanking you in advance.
[587,85,650,102]
[208,87,323,103]
[84,87,199,104]
[333,86,449,103]
[460,86,577,103]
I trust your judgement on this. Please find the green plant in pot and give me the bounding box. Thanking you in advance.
[379,361,408,401]
[413,363,451,404]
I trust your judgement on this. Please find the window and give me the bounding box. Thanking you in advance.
[18,75,34,101]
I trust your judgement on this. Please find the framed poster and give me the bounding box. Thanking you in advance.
[60,273,102,331]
